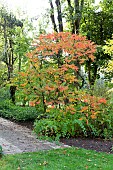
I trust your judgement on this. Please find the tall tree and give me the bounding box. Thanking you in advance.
[0,7,23,81]
[0,6,33,103]
[103,36,113,80]
[80,2,113,86]
[48,0,92,88]
[49,0,85,34]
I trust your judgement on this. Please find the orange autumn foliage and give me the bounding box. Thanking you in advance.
[18,32,97,117]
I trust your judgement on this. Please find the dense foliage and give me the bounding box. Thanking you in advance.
[0,87,38,121]
[0,1,113,141]
[13,32,113,140]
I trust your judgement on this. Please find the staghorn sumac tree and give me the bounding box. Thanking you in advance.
[16,32,110,139]
[17,32,96,112]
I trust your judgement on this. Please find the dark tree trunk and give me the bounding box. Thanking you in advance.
[10,86,16,104]
[19,55,21,72]
[7,38,15,80]
[67,0,75,34]
[87,60,91,87]
[7,64,13,81]
[55,0,63,32]
[90,63,98,86]
[49,0,58,32]
[87,60,98,87]
[74,0,79,34]
[74,0,84,34]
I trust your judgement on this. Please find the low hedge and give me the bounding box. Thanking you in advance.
[0,100,38,121]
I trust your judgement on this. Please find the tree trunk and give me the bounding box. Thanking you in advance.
[91,63,98,86]
[10,86,16,104]
[49,0,58,32]
[67,0,75,34]
[19,54,21,72]
[55,0,63,32]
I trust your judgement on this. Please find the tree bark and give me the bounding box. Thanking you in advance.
[55,0,63,32]
[10,86,16,104]
[49,0,58,32]
[67,0,75,34]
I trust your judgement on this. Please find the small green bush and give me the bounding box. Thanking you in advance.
[0,100,38,121]
[34,108,87,141]
[0,87,10,100]
[0,145,3,157]
[34,100,113,141]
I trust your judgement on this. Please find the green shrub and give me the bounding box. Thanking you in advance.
[34,108,87,141]
[0,145,3,158]
[0,100,38,121]
[0,87,10,100]
[34,99,113,141]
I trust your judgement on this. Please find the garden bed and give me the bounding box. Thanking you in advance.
[16,120,113,154]
[60,137,113,154]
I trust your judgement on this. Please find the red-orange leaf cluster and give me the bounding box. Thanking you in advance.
[18,32,97,116]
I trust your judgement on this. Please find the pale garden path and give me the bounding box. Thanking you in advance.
[0,118,69,154]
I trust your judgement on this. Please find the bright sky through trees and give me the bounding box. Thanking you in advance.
[0,0,101,19]
[0,0,101,34]
[0,0,49,19]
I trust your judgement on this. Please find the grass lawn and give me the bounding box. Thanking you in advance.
[0,147,113,170]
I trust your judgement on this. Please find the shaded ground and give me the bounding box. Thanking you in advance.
[60,137,113,154]
[17,121,113,154]
[15,120,34,130]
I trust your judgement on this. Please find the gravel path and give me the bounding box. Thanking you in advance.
[0,118,69,154]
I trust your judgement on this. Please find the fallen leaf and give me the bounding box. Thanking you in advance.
[43,161,48,166]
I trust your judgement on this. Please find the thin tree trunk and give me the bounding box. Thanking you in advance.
[55,0,63,32]
[74,0,80,34]
[67,0,75,34]
[10,86,16,104]
[49,0,58,32]
[19,55,21,72]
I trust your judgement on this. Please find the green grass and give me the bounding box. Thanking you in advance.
[0,147,113,170]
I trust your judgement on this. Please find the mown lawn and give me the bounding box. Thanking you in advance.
[0,147,113,170]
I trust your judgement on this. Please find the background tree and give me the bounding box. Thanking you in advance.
[49,0,96,34]
[13,20,33,72]
[0,7,23,81]
[48,0,94,88]
[103,36,113,81]
[0,6,34,103]
[80,1,113,86]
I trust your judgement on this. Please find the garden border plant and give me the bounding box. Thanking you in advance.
[14,32,113,140]
[0,99,38,121]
